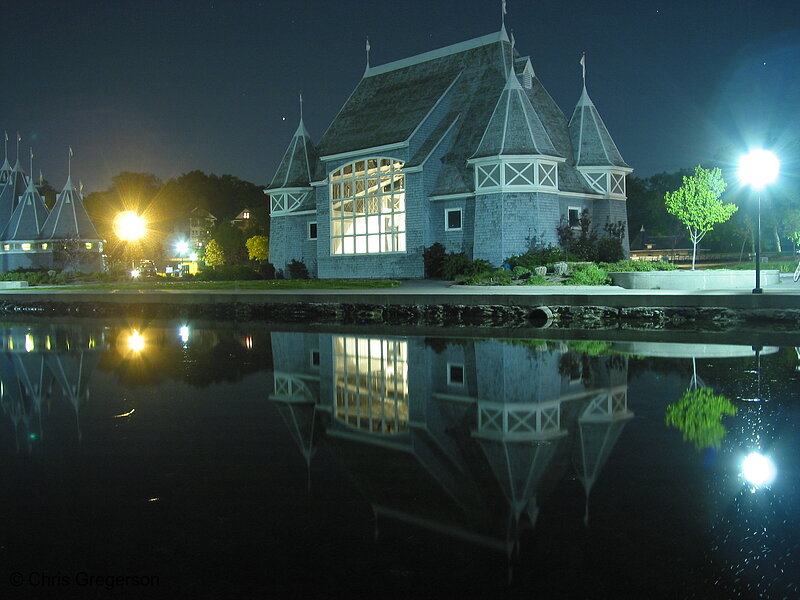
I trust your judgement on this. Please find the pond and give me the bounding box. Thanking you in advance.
[0,318,797,598]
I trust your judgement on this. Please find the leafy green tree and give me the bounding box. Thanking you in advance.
[211,221,247,265]
[665,387,738,450]
[664,165,737,269]
[203,239,225,267]
[781,207,800,255]
[245,235,269,262]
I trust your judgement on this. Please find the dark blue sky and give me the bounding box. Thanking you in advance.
[2,0,798,193]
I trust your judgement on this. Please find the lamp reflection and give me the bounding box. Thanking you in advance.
[127,330,145,353]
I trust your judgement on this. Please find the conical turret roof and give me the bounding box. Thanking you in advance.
[1,175,49,240]
[568,86,629,168]
[0,157,12,184]
[267,119,321,190]
[0,161,29,227]
[472,69,561,159]
[39,175,100,240]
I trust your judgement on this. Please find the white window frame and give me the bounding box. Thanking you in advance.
[329,158,406,256]
[474,158,561,192]
[447,362,465,386]
[270,190,310,215]
[444,208,462,231]
[568,207,581,229]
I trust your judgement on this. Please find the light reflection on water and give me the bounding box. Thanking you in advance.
[0,319,797,597]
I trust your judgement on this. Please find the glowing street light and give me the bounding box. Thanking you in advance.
[175,240,189,255]
[741,452,776,488]
[738,149,780,294]
[113,211,147,242]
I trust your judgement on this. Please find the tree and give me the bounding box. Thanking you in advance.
[664,165,737,269]
[665,387,738,450]
[245,235,269,262]
[204,239,225,267]
[211,221,247,265]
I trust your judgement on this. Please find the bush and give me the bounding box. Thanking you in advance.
[507,245,565,270]
[258,262,277,279]
[511,266,531,278]
[442,253,471,280]
[195,265,261,281]
[521,275,549,286]
[423,242,447,278]
[601,260,677,272]
[566,263,610,286]
[596,237,625,263]
[287,259,309,280]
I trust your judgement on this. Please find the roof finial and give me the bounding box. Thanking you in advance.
[3,131,7,162]
[501,0,507,28]
[16,132,21,164]
[511,30,515,51]
[68,146,73,179]
[39,170,43,186]
[299,91,303,122]
[580,52,586,89]
[29,146,33,178]
[365,37,371,70]
[79,180,84,196]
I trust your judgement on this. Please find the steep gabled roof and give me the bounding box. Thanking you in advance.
[1,176,49,240]
[267,119,321,190]
[472,69,561,159]
[317,30,510,159]
[0,157,12,184]
[39,175,100,240]
[568,86,629,168]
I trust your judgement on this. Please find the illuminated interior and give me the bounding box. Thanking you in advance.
[333,336,408,434]
[330,159,406,255]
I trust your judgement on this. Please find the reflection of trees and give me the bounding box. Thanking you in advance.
[97,327,273,388]
[665,388,737,450]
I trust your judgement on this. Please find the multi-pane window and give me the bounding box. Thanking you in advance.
[329,159,406,255]
[333,336,408,434]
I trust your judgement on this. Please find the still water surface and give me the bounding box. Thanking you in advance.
[0,319,797,598]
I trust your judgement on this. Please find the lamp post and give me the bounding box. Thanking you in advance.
[738,149,780,294]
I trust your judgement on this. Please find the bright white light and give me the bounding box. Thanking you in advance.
[25,333,34,353]
[189,252,198,261]
[179,326,190,344]
[130,269,141,278]
[176,241,189,255]
[114,211,147,242]
[742,452,776,487]
[127,330,145,353]
[738,149,780,190]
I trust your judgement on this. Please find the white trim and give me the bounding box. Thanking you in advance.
[271,209,316,218]
[364,29,508,78]
[444,207,463,231]
[311,179,328,187]
[320,141,407,162]
[429,192,475,202]
[567,206,582,229]
[307,221,318,240]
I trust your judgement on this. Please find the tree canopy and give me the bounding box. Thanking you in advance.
[245,235,269,262]
[203,239,225,267]
[664,165,737,269]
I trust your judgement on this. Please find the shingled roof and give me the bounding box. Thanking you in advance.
[267,119,321,190]
[39,175,100,240]
[473,68,561,159]
[0,161,28,227]
[568,86,629,168]
[0,176,49,240]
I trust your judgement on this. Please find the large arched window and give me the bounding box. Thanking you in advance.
[329,158,406,255]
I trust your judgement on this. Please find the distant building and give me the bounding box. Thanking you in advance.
[0,153,103,273]
[171,207,217,251]
[629,226,694,261]
[231,207,252,230]
[267,23,631,278]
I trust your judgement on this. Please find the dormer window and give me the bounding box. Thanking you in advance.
[475,158,559,192]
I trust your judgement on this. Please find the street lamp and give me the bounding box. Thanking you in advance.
[113,211,147,273]
[738,149,780,294]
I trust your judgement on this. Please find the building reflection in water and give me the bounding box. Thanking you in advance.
[0,324,108,451]
[270,333,632,556]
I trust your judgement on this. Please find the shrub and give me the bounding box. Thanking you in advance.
[423,242,447,278]
[486,269,512,285]
[511,266,531,278]
[441,252,471,280]
[507,245,565,270]
[601,260,677,272]
[566,263,609,285]
[258,262,277,279]
[195,265,261,281]
[596,237,625,263]
[521,275,549,286]
[287,259,309,280]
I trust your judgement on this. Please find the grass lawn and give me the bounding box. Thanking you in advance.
[37,279,403,291]
[707,259,798,273]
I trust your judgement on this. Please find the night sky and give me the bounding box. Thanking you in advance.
[2,0,798,194]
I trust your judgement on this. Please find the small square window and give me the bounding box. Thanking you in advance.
[308,222,318,240]
[447,363,465,386]
[568,207,581,228]
[21,243,31,251]
[445,208,462,231]
[310,350,320,367]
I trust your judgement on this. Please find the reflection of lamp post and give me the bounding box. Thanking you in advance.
[738,149,780,294]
